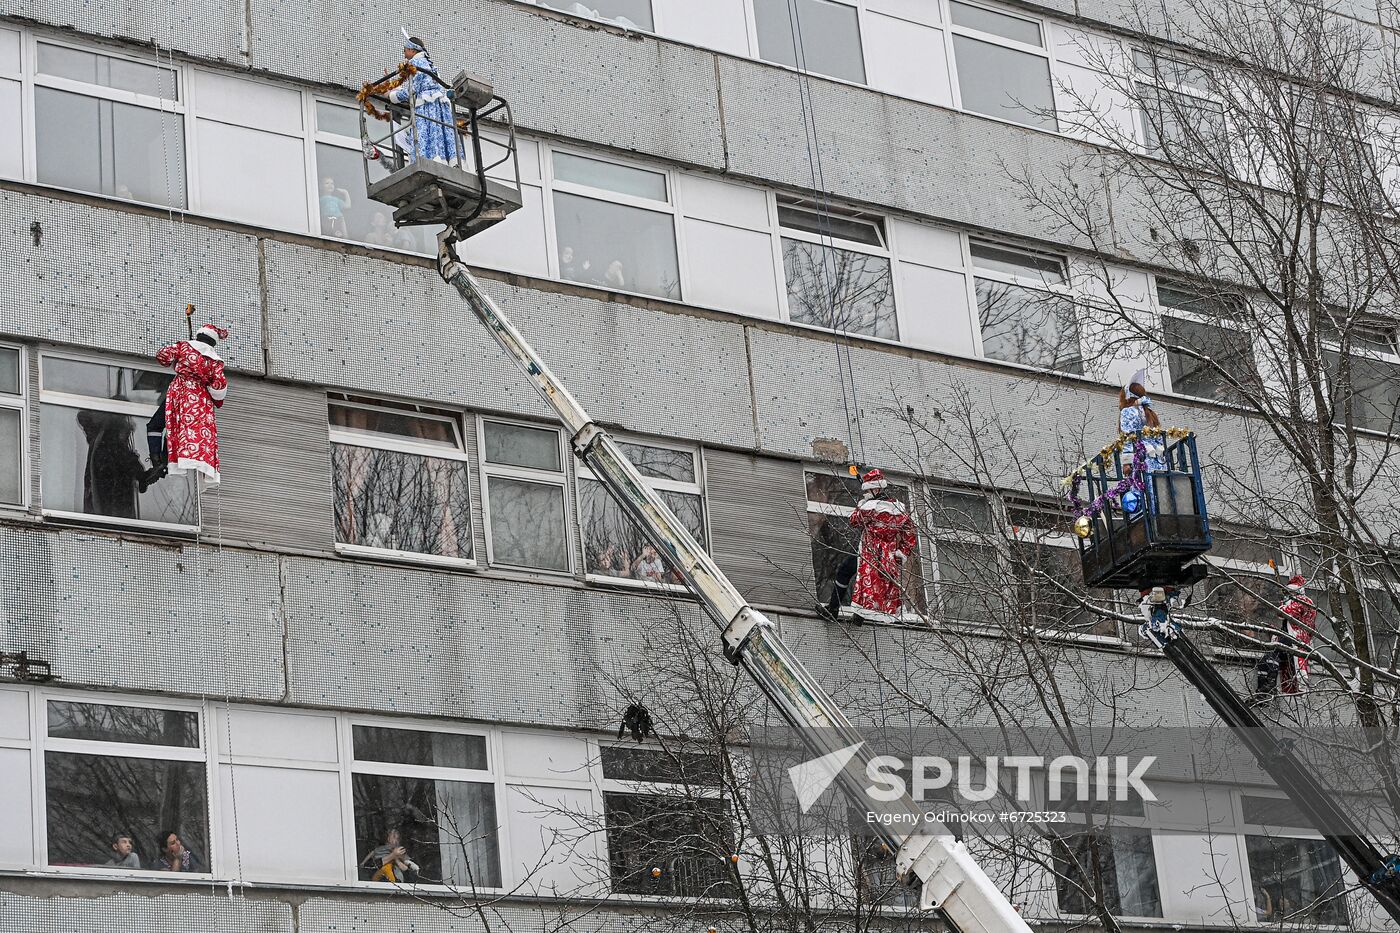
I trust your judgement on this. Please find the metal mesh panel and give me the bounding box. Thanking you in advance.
[0,890,291,932]
[1,0,245,64]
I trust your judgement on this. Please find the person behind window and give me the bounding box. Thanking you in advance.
[106,833,141,869]
[389,32,458,164]
[593,543,630,578]
[366,211,395,248]
[153,829,201,872]
[319,176,352,238]
[630,544,666,584]
[361,827,419,883]
[603,259,627,290]
[76,408,146,518]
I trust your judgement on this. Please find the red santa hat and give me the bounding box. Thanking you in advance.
[860,468,888,492]
[1287,575,1307,593]
[195,323,230,344]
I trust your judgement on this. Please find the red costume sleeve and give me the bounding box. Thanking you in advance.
[205,358,228,408]
[899,514,918,558]
[156,344,178,367]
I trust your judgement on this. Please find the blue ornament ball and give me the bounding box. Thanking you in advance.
[1122,490,1142,514]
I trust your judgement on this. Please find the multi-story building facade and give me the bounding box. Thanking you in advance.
[0,0,1396,930]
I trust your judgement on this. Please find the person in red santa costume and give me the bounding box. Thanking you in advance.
[849,468,918,622]
[146,323,230,488]
[1251,575,1318,702]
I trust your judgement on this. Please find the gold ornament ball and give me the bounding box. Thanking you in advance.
[651,867,662,878]
[1073,516,1092,539]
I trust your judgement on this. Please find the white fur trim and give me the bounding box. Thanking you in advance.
[207,383,228,402]
[169,458,220,487]
[861,480,887,491]
[188,340,223,362]
[857,499,906,516]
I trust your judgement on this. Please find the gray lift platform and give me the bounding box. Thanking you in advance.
[359,68,522,240]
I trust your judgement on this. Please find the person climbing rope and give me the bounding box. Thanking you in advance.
[389,31,458,164]
[144,322,230,489]
[848,469,917,623]
[1250,575,1318,704]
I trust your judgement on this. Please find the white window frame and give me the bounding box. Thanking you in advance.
[1316,316,1400,438]
[1198,530,1293,661]
[745,0,870,88]
[575,435,707,591]
[0,343,28,511]
[327,395,476,569]
[36,350,200,534]
[802,464,928,622]
[773,197,902,343]
[341,715,505,893]
[924,488,1004,626]
[476,415,574,575]
[542,144,688,303]
[25,32,194,211]
[967,237,1081,375]
[943,0,1061,132]
[1130,46,1225,160]
[1152,278,1256,405]
[35,690,213,879]
[525,0,658,33]
[1236,792,1351,930]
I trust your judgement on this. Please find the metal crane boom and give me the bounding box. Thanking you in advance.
[436,232,1031,933]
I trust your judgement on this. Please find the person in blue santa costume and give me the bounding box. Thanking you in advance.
[390,31,458,164]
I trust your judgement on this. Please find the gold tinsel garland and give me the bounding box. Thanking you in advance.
[358,63,418,122]
[1062,427,1195,487]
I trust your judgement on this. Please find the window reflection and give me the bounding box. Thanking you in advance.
[782,239,897,340]
[332,445,473,559]
[604,792,736,897]
[580,479,702,584]
[553,191,680,299]
[36,87,186,207]
[1052,829,1163,917]
[48,702,198,747]
[976,279,1083,374]
[952,35,1058,131]
[45,751,207,872]
[752,0,866,84]
[353,726,487,770]
[486,476,569,570]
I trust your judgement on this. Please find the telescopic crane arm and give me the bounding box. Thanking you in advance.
[436,230,1031,933]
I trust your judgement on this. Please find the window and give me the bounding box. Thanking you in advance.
[39,355,197,529]
[972,241,1082,374]
[329,397,473,563]
[0,345,24,506]
[805,469,926,616]
[313,101,432,253]
[550,151,680,300]
[479,419,570,572]
[949,1,1057,131]
[928,489,1001,624]
[1133,49,1227,161]
[1320,319,1400,435]
[34,42,186,207]
[779,202,897,340]
[1157,282,1255,404]
[43,698,208,873]
[1009,505,1116,638]
[351,724,501,888]
[601,744,736,898]
[1197,530,1287,653]
[1052,828,1162,917]
[533,0,654,30]
[752,0,866,84]
[578,440,705,586]
[1246,835,1348,925]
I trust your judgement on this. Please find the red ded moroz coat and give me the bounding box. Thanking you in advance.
[156,340,228,485]
[850,497,918,617]
[1278,594,1318,694]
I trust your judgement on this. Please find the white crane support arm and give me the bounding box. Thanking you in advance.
[438,235,1031,933]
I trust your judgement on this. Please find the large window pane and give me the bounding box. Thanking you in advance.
[353,725,488,770]
[778,206,883,247]
[1053,829,1162,917]
[0,409,19,506]
[971,242,1065,283]
[48,701,197,747]
[553,191,680,299]
[616,441,695,483]
[1138,85,1227,159]
[0,347,19,395]
[604,792,737,897]
[753,0,866,84]
[976,279,1082,373]
[45,751,207,871]
[353,773,501,887]
[1246,836,1348,926]
[1163,316,1254,403]
[782,238,897,340]
[42,357,168,405]
[332,445,473,559]
[601,746,722,785]
[536,0,654,30]
[329,404,459,452]
[1324,350,1400,434]
[952,35,1058,130]
[36,88,186,207]
[553,151,666,201]
[581,479,701,582]
[40,405,197,525]
[483,421,562,471]
[38,44,178,99]
[315,101,361,139]
[314,142,432,252]
[486,475,569,570]
[950,2,1042,45]
[936,540,1001,622]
